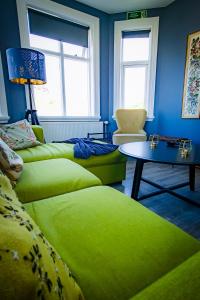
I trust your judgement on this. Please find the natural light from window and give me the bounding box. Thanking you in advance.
[124,66,146,108]
[29,34,90,117]
[64,59,90,116]
[122,36,149,109]
[123,37,149,61]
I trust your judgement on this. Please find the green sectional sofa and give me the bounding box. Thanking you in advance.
[16,125,127,185]
[1,125,200,300]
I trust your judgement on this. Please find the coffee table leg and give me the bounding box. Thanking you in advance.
[131,159,144,200]
[189,165,195,191]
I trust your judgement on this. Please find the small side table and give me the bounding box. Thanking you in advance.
[87,132,112,143]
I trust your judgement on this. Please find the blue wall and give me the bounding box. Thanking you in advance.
[107,9,163,134]
[154,0,200,143]
[108,0,200,143]
[0,0,26,121]
[1,0,200,143]
[0,0,109,122]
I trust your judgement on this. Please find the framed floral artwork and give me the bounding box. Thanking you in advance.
[182,30,200,118]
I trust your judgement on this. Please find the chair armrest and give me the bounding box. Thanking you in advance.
[114,129,147,135]
[113,129,125,134]
[138,129,147,135]
[32,125,45,143]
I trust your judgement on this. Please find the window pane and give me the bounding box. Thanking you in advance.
[63,41,88,58]
[64,59,90,116]
[33,54,63,116]
[30,34,60,52]
[123,37,149,61]
[123,66,146,108]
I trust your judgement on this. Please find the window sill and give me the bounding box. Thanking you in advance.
[0,115,10,123]
[38,116,101,122]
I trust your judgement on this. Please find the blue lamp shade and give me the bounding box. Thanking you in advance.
[6,48,46,85]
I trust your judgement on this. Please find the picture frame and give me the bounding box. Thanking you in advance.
[182,30,200,118]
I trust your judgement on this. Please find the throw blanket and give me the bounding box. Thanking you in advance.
[55,138,118,159]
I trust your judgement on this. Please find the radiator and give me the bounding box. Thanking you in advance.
[40,121,104,142]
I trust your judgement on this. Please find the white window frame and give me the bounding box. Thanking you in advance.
[16,0,100,122]
[0,52,9,123]
[30,36,91,117]
[113,17,159,121]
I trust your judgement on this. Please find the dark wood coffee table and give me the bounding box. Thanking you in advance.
[119,141,200,207]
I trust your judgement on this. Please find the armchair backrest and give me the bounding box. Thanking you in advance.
[115,109,147,133]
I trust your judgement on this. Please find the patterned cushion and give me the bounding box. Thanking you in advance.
[0,119,41,150]
[0,173,85,300]
[0,172,22,207]
[0,138,23,183]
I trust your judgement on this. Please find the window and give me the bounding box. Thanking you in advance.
[30,34,90,117]
[114,17,159,120]
[16,0,100,120]
[122,31,150,109]
[28,9,92,117]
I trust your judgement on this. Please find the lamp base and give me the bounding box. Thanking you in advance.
[25,109,40,125]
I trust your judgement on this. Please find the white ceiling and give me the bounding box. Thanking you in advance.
[76,0,175,14]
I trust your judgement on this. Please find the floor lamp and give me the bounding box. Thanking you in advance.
[6,48,46,125]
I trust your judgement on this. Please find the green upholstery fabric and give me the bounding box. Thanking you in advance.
[16,143,126,166]
[16,143,72,163]
[87,162,126,184]
[130,251,200,300]
[25,186,200,300]
[15,159,101,203]
[0,173,85,300]
[32,125,45,143]
[16,143,126,184]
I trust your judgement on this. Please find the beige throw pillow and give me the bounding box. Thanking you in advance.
[0,138,23,182]
[0,119,41,150]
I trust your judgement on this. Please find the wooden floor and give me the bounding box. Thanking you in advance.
[111,160,200,239]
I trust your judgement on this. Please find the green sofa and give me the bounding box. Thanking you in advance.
[1,126,200,300]
[16,125,127,185]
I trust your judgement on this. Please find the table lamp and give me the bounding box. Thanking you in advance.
[6,48,46,125]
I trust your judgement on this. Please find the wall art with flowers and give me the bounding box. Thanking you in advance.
[182,30,200,118]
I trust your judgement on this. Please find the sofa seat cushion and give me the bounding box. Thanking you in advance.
[25,186,200,300]
[130,251,200,300]
[16,143,126,167]
[15,159,101,203]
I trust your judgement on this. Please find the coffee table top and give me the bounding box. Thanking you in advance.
[119,141,200,166]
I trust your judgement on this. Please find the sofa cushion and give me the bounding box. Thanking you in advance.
[0,138,23,184]
[130,251,200,300]
[0,171,22,207]
[16,142,126,167]
[25,186,200,300]
[0,119,41,150]
[0,173,85,300]
[15,158,101,203]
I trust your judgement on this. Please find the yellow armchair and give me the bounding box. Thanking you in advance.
[112,109,147,145]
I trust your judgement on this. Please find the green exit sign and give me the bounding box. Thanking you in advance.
[127,10,148,20]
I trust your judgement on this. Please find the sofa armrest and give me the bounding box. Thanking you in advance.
[129,251,200,300]
[32,125,45,143]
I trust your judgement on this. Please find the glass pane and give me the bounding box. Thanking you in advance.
[63,41,88,58]
[123,37,149,61]
[33,54,63,116]
[29,34,60,52]
[123,66,146,108]
[64,59,90,116]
